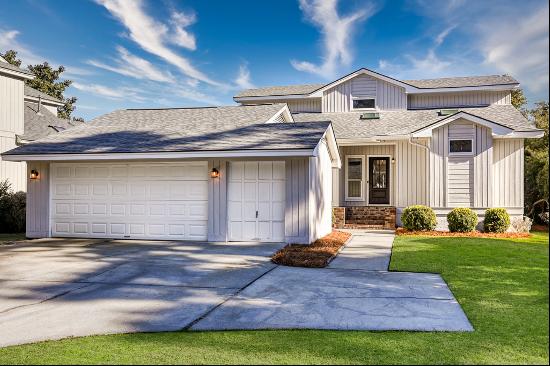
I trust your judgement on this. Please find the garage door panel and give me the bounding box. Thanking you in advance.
[51,162,208,241]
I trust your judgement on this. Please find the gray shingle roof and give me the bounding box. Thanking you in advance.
[24,85,64,104]
[292,105,535,139]
[235,84,324,98]
[403,75,519,89]
[234,74,519,98]
[4,104,330,155]
[0,61,34,77]
[20,102,85,142]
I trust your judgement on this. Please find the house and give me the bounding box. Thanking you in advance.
[1,68,543,242]
[0,58,82,192]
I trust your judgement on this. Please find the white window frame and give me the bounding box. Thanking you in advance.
[345,155,365,201]
[350,96,377,111]
[448,138,474,156]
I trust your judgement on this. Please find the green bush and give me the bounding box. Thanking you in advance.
[401,205,437,231]
[484,208,510,233]
[447,208,478,232]
[0,180,26,233]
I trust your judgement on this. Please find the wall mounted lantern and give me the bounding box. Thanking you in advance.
[30,169,39,180]
[391,158,396,164]
[210,168,220,178]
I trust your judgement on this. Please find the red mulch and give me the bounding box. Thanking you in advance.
[395,227,531,238]
[532,224,549,232]
[271,230,352,268]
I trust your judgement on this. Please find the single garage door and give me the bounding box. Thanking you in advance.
[228,161,285,242]
[50,162,208,240]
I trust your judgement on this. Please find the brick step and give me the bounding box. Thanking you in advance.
[343,224,387,229]
[346,221,386,226]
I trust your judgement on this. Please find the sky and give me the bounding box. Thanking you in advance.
[1,0,548,120]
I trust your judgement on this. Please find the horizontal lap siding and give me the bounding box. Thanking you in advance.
[408,91,511,109]
[493,139,524,208]
[430,120,495,209]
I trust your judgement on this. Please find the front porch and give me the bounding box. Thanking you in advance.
[333,206,397,230]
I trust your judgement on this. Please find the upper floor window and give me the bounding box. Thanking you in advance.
[352,97,376,110]
[449,139,473,155]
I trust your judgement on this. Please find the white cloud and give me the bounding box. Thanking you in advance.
[72,82,144,100]
[479,4,549,93]
[96,0,223,87]
[0,28,91,77]
[290,0,376,78]
[169,10,197,50]
[234,63,255,89]
[407,0,549,96]
[87,46,173,83]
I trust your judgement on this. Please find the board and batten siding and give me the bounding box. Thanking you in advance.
[338,144,396,206]
[0,74,26,192]
[26,162,50,238]
[408,91,511,109]
[493,139,524,208]
[207,159,227,241]
[285,158,310,243]
[322,74,407,112]
[309,141,333,241]
[395,140,428,207]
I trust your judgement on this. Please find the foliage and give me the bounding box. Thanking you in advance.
[446,208,478,232]
[0,49,22,67]
[484,208,511,233]
[511,88,528,115]
[510,216,533,233]
[0,49,81,120]
[0,180,26,233]
[401,205,437,231]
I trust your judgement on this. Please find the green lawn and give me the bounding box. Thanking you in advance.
[0,232,548,365]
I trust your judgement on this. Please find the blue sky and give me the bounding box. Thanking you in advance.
[1,0,548,120]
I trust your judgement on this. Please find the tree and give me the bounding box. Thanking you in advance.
[0,50,22,67]
[1,49,81,120]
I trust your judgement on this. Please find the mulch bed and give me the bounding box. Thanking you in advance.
[396,227,531,238]
[272,230,352,268]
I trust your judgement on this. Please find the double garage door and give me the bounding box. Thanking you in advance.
[50,161,286,242]
[51,162,209,240]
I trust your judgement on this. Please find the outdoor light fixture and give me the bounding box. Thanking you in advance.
[210,168,220,178]
[391,158,396,164]
[30,169,39,179]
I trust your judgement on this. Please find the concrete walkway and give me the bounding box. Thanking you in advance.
[192,230,474,332]
[328,230,395,271]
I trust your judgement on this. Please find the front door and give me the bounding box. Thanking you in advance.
[368,157,390,204]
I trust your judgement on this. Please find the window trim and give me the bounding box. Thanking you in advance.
[448,138,474,156]
[350,96,376,111]
[345,155,365,201]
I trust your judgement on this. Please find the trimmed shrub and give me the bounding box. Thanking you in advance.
[484,208,510,233]
[447,208,478,232]
[0,180,26,233]
[401,205,437,231]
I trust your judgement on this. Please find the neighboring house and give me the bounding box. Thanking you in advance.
[0,59,79,191]
[1,67,543,242]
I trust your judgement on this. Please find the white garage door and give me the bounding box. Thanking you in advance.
[50,162,208,240]
[228,161,285,242]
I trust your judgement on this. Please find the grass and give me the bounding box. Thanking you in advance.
[0,233,25,244]
[272,230,351,267]
[0,232,547,364]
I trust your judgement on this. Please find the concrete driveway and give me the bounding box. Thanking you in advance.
[0,238,284,347]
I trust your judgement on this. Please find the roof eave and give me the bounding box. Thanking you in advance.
[0,67,34,80]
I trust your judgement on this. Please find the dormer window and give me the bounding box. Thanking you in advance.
[351,97,376,110]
